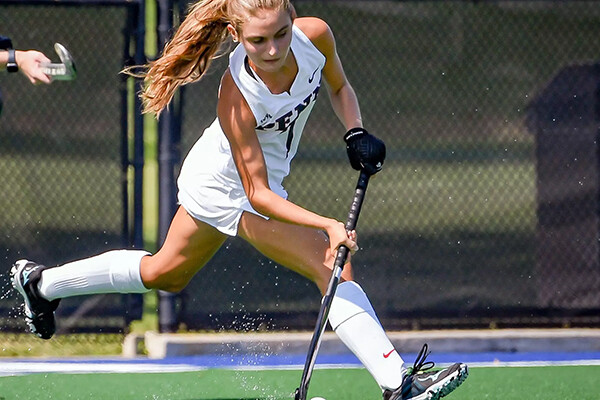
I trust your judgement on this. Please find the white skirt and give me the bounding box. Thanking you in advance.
[177,119,285,236]
[178,174,264,237]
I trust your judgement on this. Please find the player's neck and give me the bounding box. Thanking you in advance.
[250,51,298,95]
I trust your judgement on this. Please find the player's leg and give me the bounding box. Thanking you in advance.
[140,206,227,292]
[237,210,350,292]
[237,212,406,392]
[36,206,227,297]
[238,212,469,399]
[12,206,227,339]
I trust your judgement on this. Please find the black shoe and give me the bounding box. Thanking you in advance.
[10,260,60,340]
[383,344,468,400]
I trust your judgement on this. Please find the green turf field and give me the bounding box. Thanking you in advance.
[1,365,599,399]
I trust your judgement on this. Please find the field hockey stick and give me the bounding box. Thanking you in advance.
[41,43,77,81]
[295,169,371,400]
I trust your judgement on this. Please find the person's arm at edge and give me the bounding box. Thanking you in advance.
[0,49,52,84]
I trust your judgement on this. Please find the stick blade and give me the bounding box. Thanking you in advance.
[41,43,77,81]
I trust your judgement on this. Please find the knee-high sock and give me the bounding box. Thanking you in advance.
[329,281,406,390]
[37,250,150,301]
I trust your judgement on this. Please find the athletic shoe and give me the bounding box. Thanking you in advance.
[383,344,468,400]
[10,260,60,339]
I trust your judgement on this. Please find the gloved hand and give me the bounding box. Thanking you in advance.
[344,127,386,175]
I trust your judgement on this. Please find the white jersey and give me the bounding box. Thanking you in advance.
[177,24,326,236]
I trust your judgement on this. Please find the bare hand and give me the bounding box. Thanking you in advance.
[326,220,359,256]
[16,50,51,84]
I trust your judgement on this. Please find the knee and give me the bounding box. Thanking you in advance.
[144,272,189,293]
[311,249,354,292]
[140,257,189,292]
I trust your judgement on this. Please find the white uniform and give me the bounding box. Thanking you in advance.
[177,25,326,236]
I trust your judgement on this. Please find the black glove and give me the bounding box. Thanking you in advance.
[344,127,386,175]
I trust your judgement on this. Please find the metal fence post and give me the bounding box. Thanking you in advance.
[156,0,183,333]
[125,0,147,323]
[132,0,147,252]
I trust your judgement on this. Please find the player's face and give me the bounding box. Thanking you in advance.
[235,8,293,73]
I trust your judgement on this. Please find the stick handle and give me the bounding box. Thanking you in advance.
[295,170,371,400]
[330,169,369,275]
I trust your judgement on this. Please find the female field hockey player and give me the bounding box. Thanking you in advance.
[11,1,467,398]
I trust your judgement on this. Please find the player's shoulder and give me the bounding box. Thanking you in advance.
[294,17,336,55]
[220,68,238,97]
[218,69,256,126]
[294,17,331,39]
[219,68,245,109]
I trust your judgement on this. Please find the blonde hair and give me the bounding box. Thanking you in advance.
[136,0,293,116]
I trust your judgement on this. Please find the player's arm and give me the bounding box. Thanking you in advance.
[296,17,386,176]
[295,17,361,130]
[217,70,356,253]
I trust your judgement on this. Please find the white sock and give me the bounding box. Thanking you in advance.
[38,250,150,301]
[329,281,406,390]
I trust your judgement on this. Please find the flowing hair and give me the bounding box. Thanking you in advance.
[131,0,293,117]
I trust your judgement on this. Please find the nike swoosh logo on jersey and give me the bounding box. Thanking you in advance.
[417,370,445,383]
[308,68,319,84]
[383,349,396,358]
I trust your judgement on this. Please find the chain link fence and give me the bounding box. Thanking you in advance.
[1,0,599,339]
[174,1,600,331]
[0,0,145,335]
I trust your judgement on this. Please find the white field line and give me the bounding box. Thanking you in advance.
[0,361,206,376]
[1,358,599,376]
